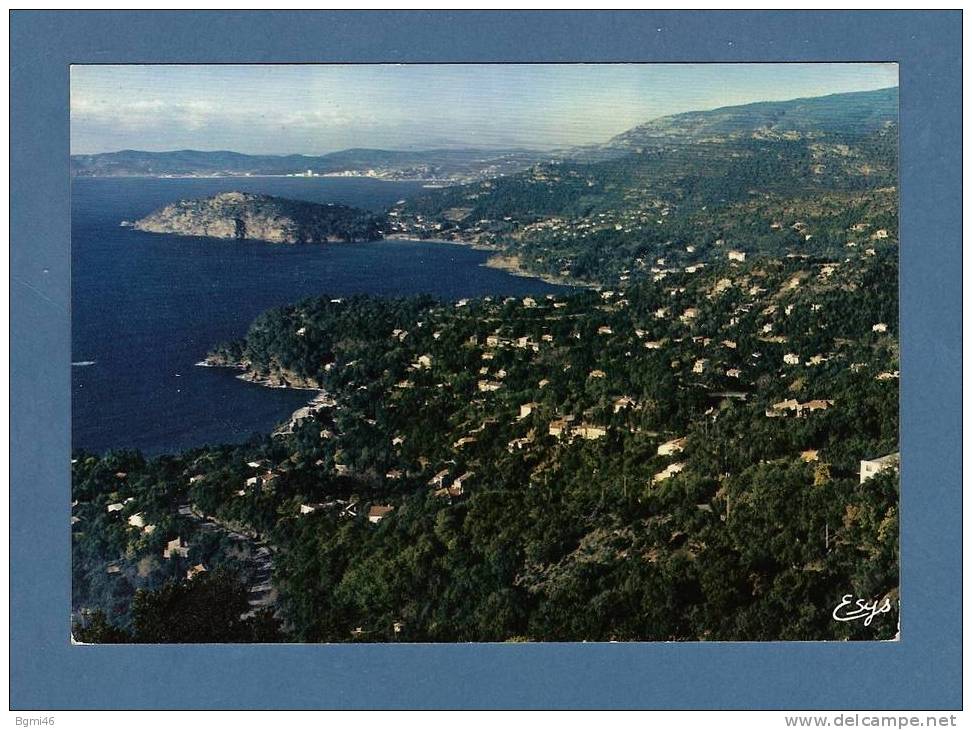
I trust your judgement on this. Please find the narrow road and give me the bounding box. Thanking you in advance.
[178,503,277,617]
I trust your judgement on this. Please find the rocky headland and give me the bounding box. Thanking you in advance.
[132,191,385,244]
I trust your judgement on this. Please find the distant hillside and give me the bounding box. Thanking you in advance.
[70,148,547,182]
[603,87,898,151]
[132,192,385,244]
[395,87,898,285]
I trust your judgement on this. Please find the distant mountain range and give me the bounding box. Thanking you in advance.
[606,87,897,146]
[71,87,898,180]
[394,85,898,285]
[70,147,550,182]
[567,87,898,162]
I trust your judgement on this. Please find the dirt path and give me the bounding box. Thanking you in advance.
[178,503,277,617]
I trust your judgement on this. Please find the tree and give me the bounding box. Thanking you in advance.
[131,569,255,643]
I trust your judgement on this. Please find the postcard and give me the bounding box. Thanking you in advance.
[68,62,901,644]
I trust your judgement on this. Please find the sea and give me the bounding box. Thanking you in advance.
[72,176,568,455]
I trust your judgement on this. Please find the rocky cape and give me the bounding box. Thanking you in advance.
[197,351,322,391]
[130,191,386,244]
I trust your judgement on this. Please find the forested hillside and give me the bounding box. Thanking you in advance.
[74,244,899,642]
[394,88,897,285]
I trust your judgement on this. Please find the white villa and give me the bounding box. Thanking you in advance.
[859,453,900,484]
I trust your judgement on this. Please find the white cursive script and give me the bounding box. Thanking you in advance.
[832,594,892,626]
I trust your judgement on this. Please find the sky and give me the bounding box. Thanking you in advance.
[71,63,898,155]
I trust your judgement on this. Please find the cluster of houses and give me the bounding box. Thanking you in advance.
[225,459,281,498]
[516,198,675,247]
[86,207,902,602]
[429,468,474,500]
[295,499,395,524]
[653,436,688,485]
[546,414,608,442]
[247,228,894,524]
[765,398,834,418]
[103,492,159,538]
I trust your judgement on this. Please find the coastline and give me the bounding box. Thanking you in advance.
[73,173,458,184]
[195,358,321,390]
[195,359,332,435]
[479,253,598,290]
[383,232,500,252]
[235,371,321,391]
[383,234,597,289]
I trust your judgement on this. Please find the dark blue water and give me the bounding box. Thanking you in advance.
[72,177,567,455]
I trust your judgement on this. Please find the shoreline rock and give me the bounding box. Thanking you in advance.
[481,253,598,290]
[196,357,322,391]
[384,234,595,289]
[195,358,332,436]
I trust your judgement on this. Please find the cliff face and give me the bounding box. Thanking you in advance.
[132,191,385,244]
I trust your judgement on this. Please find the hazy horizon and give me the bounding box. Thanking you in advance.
[71,63,898,156]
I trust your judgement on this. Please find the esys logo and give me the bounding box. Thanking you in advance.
[832,594,893,626]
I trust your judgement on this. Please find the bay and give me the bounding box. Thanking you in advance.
[72,176,568,455]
